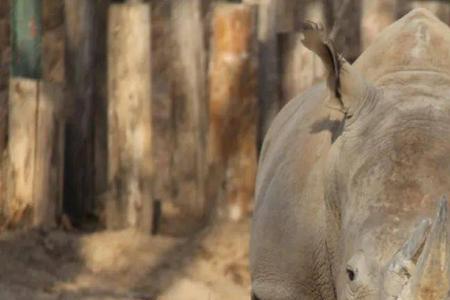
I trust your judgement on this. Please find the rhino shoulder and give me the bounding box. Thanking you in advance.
[255,82,342,210]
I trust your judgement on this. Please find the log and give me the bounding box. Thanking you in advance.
[256,0,282,147]
[208,3,258,221]
[6,78,63,228]
[253,0,304,147]
[278,0,325,106]
[170,0,207,219]
[151,1,172,206]
[63,0,96,224]
[33,81,64,226]
[107,3,153,232]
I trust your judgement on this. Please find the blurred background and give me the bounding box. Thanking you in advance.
[0,0,450,299]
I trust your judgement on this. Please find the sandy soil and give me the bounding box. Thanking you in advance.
[0,220,251,300]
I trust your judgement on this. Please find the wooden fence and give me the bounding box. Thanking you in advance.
[0,0,450,234]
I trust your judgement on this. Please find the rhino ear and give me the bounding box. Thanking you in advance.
[300,21,369,116]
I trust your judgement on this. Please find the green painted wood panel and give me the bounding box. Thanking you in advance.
[11,0,42,78]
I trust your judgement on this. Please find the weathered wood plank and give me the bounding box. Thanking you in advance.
[6,78,63,228]
[208,3,258,221]
[170,0,207,219]
[278,0,325,105]
[7,78,38,225]
[278,32,325,105]
[256,0,281,146]
[107,3,153,232]
[249,0,303,147]
[33,81,64,227]
[151,1,172,211]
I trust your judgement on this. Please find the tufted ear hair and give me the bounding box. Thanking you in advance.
[300,21,370,117]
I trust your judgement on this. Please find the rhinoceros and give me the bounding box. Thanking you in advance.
[250,8,450,300]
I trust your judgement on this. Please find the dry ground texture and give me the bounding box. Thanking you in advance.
[0,220,251,300]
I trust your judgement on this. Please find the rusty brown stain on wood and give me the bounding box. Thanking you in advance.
[208,3,258,221]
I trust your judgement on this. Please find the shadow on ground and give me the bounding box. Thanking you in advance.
[0,220,250,300]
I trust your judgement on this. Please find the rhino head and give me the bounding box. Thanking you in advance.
[302,9,450,300]
[336,199,450,300]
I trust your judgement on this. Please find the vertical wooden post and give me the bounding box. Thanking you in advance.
[0,1,10,209]
[6,0,64,229]
[7,79,63,228]
[256,0,281,147]
[170,0,207,219]
[107,3,153,232]
[151,1,172,210]
[33,82,64,226]
[253,0,300,147]
[278,1,325,106]
[208,3,258,221]
[278,33,325,105]
[63,0,96,224]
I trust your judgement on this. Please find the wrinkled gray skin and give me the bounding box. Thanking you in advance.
[250,9,450,300]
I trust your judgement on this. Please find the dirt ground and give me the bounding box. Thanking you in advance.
[0,220,251,300]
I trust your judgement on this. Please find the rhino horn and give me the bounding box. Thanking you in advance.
[382,218,431,299]
[407,197,450,299]
[385,197,450,300]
